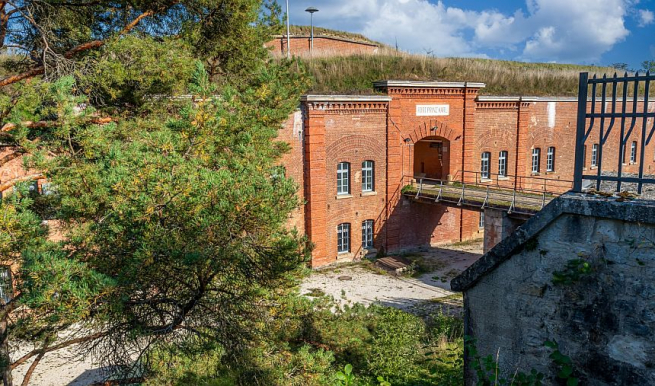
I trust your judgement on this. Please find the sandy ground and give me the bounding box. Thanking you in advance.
[12,240,483,385]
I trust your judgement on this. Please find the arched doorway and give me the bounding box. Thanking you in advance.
[413,136,450,180]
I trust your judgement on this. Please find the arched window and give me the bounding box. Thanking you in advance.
[337,162,350,195]
[532,148,541,173]
[498,151,508,177]
[546,147,555,172]
[362,220,374,249]
[480,152,491,179]
[630,141,638,163]
[337,223,351,253]
[362,160,374,192]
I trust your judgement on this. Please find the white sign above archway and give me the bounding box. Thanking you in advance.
[416,104,450,116]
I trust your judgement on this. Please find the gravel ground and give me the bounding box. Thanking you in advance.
[300,240,483,314]
[13,240,483,385]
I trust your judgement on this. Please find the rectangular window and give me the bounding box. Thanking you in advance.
[480,152,491,179]
[479,212,485,229]
[591,144,598,167]
[362,220,374,249]
[337,162,350,195]
[631,141,637,163]
[546,147,555,172]
[0,266,12,305]
[498,151,507,177]
[362,161,374,192]
[532,148,541,173]
[337,223,350,253]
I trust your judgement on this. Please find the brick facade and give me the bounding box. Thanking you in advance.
[265,35,379,57]
[3,82,654,268]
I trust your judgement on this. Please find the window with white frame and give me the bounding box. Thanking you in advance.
[337,162,350,195]
[362,220,374,249]
[337,223,350,253]
[479,212,485,229]
[631,141,637,163]
[532,148,541,173]
[0,266,12,305]
[498,151,508,177]
[546,147,555,172]
[591,144,598,167]
[362,160,374,192]
[480,152,491,179]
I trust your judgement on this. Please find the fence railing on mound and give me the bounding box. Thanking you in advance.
[573,72,655,196]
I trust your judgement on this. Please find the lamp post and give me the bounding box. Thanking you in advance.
[285,0,290,58]
[305,7,318,53]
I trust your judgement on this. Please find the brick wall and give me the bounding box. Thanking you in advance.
[265,35,379,57]
[277,110,306,233]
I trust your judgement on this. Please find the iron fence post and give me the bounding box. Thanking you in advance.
[573,72,589,192]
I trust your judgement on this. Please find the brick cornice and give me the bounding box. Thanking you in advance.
[384,87,465,97]
[305,101,389,114]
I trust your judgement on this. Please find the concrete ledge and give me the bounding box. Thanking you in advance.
[302,95,392,102]
[451,193,655,291]
[373,80,486,89]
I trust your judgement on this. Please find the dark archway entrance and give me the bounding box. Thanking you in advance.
[413,136,450,180]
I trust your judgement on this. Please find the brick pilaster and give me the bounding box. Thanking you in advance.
[515,100,531,189]
[304,105,328,267]
[462,87,479,183]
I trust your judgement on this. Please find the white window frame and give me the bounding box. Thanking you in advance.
[362,220,374,249]
[337,223,350,253]
[591,144,598,167]
[532,148,541,173]
[0,266,12,305]
[362,160,374,192]
[479,212,485,229]
[337,162,350,195]
[546,147,555,172]
[480,152,491,179]
[498,151,507,177]
[630,141,637,163]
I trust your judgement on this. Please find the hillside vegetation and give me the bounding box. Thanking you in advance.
[294,50,621,96]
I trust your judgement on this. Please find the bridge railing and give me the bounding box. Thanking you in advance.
[453,170,574,195]
[403,171,573,215]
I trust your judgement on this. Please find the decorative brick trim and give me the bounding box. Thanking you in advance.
[384,87,465,97]
[306,101,389,114]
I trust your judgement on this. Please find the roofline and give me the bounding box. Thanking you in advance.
[373,80,486,89]
[301,95,392,102]
[269,34,379,47]
[451,193,655,292]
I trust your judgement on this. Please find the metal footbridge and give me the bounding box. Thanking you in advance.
[402,171,573,216]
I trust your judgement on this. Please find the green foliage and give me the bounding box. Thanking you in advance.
[544,341,579,386]
[336,364,355,386]
[466,337,545,386]
[642,60,655,73]
[552,258,593,285]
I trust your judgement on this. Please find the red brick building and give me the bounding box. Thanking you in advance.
[276,81,655,267]
[3,80,654,267]
[265,35,379,57]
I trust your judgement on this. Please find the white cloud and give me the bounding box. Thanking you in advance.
[287,0,635,63]
[638,9,654,26]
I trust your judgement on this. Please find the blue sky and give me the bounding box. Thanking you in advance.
[284,0,655,70]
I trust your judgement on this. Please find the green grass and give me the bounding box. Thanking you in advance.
[290,51,637,96]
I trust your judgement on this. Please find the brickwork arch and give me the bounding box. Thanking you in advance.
[407,119,457,144]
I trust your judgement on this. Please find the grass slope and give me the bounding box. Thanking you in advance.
[295,51,620,96]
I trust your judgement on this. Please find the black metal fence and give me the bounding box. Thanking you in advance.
[573,72,655,194]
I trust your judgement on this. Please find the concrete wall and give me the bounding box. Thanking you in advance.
[462,199,655,385]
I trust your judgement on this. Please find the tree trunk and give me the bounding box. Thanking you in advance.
[0,310,12,386]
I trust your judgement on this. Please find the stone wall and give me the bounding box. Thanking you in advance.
[453,195,655,385]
